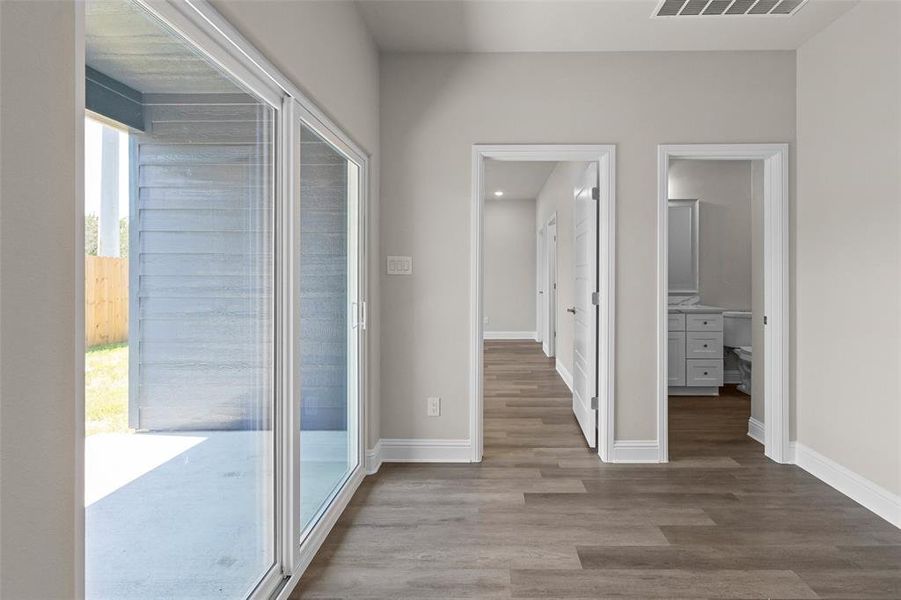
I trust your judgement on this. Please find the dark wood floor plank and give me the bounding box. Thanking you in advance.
[294,340,900,599]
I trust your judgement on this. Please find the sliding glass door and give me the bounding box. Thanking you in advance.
[84,1,278,597]
[83,2,368,597]
[296,119,363,536]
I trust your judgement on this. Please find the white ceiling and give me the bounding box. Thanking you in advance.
[485,160,557,201]
[355,0,858,53]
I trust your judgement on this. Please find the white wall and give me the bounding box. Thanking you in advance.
[0,2,80,597]
[668,159,754,310]
[379,51,795,441]
[796,1,900,495]
[535,162,590,375]
[484,197,536,335]
[211,0,382,448]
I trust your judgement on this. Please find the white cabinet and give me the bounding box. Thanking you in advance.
[669,311,723,395]
[668,331,686,386]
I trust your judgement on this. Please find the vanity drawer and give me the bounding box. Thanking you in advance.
[686,313,723,332]
[686,359,723,387]
[668,313,686,332]
[686,331,723,359]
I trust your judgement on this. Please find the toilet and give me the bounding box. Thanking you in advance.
[723,311,752,395]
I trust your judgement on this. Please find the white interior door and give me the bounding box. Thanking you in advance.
[572,163,599,447]
[546,218,557,358]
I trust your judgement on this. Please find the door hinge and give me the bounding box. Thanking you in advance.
[591,187,600,201]
[590,396,599,410]
[591,291,600,306]
[764,315,768,325]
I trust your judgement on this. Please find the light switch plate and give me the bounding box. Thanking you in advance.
[427,396,441,417]
[387,255,413,275]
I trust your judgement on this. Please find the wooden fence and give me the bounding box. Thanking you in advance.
[85,255,128,347]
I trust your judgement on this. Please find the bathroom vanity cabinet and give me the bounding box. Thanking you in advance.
[668,309,724,395]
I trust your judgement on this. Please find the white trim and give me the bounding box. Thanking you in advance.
[471,145,617,465]
[657,144,790,464]
[274,468,366,600]
[484,331,538,340]
[365,441,383,475]
[790,443,901,529]
[612,441,661,463]
[556,359,574,392]
[380,439,473,463]
[747,417,765,445]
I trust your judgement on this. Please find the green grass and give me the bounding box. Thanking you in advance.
[85,342,129,436]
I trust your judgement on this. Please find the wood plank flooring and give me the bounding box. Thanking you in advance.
[294,340,901,599]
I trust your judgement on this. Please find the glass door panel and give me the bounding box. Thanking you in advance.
[298,123,360,533]
[84,1,277,597]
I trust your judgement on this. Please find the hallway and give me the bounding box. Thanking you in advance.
[295,341,901,599]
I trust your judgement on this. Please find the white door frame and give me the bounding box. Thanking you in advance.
[657,144,790,464]
[536,227,544,343]
[471,144,616,463]
[545,214,558,358]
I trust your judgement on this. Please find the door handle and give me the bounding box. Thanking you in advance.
[566,307,576,314]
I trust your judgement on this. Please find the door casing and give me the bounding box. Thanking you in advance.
[657,144,790,464]
[470,145,616,463]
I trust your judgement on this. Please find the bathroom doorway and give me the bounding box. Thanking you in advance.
[657,144,790,464]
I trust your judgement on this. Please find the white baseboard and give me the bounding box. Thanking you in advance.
[612,440,661,463]
[791,442,901,529]
[483,331,537,340]
[555,359,573,391]
[378,438,473,463]
[365,440,383,475]
[747,417,765,445]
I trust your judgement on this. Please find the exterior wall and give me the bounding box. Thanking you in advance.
[131,94,274,431]
[484,197,536,335]
[379,51,796,441]
[796,1,901,494]
[0,2,79,597]
[300,125,350,430]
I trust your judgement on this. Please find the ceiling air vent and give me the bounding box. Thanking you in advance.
[654,0,807,17]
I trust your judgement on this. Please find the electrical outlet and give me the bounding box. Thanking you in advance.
[483,317,489,326]
[427,396,441,417]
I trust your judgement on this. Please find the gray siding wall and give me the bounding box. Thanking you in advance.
[300,125,348,431]
[131,93,274,431]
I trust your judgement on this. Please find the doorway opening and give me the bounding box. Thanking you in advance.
[472,145,616,463]
[657,144,790,464]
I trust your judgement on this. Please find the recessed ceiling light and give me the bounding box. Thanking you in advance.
[494,190,504,197]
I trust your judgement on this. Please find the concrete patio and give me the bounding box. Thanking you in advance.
[86,430,350,599]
